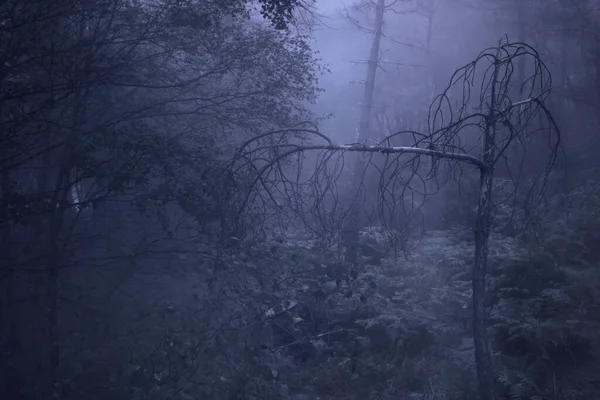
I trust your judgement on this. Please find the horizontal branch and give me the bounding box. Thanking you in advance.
[283,143,487,170]
[238,141,488,216]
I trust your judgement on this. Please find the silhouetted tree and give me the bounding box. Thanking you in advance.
[229,39,560,400]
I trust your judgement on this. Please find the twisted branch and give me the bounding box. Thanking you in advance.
[225,38,560,252]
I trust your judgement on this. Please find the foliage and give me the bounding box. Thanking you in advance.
[3,0,600,399]
[59,180,597,399]
[0,0,323,397]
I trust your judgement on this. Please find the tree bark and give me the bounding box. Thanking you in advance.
[473,168,495,400]
[471,54,501,400]
[342,0,385,264]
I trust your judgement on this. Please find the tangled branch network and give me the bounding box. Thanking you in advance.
[226,38,561,244]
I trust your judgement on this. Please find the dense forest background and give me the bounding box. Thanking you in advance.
[1,0,600,399]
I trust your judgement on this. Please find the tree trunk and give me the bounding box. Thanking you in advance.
[342,0,385,264]
[0,103,19,356]
[471,54,501,400]
[1,169,25,399]
[516,0,525,86]
[473,168,495,400]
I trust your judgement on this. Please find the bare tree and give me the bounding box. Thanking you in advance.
[228,39,561,400]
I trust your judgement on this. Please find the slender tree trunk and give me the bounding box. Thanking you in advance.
[44,249,61,399]
[516,0,525,86]
[1,168,24,399]
[43,83,86,399]
[472,56,500,400]
[342,0,385,264]
[28,145,50,400]
[41,15,95,395]
[0,101,19,357]
[424,0,436,103]
[473,167,495,400]
[472,49,500,400]
[45,169,70,400]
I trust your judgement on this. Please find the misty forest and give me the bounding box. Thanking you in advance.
[2,0,600,399]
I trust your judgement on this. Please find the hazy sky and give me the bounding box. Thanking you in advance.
[308,0,510,142]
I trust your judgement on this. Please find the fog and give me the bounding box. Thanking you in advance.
[310,0,509,141]
[2,1,599,399]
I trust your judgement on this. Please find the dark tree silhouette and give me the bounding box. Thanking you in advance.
[228,38,561,400]
[0,0,322,397]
